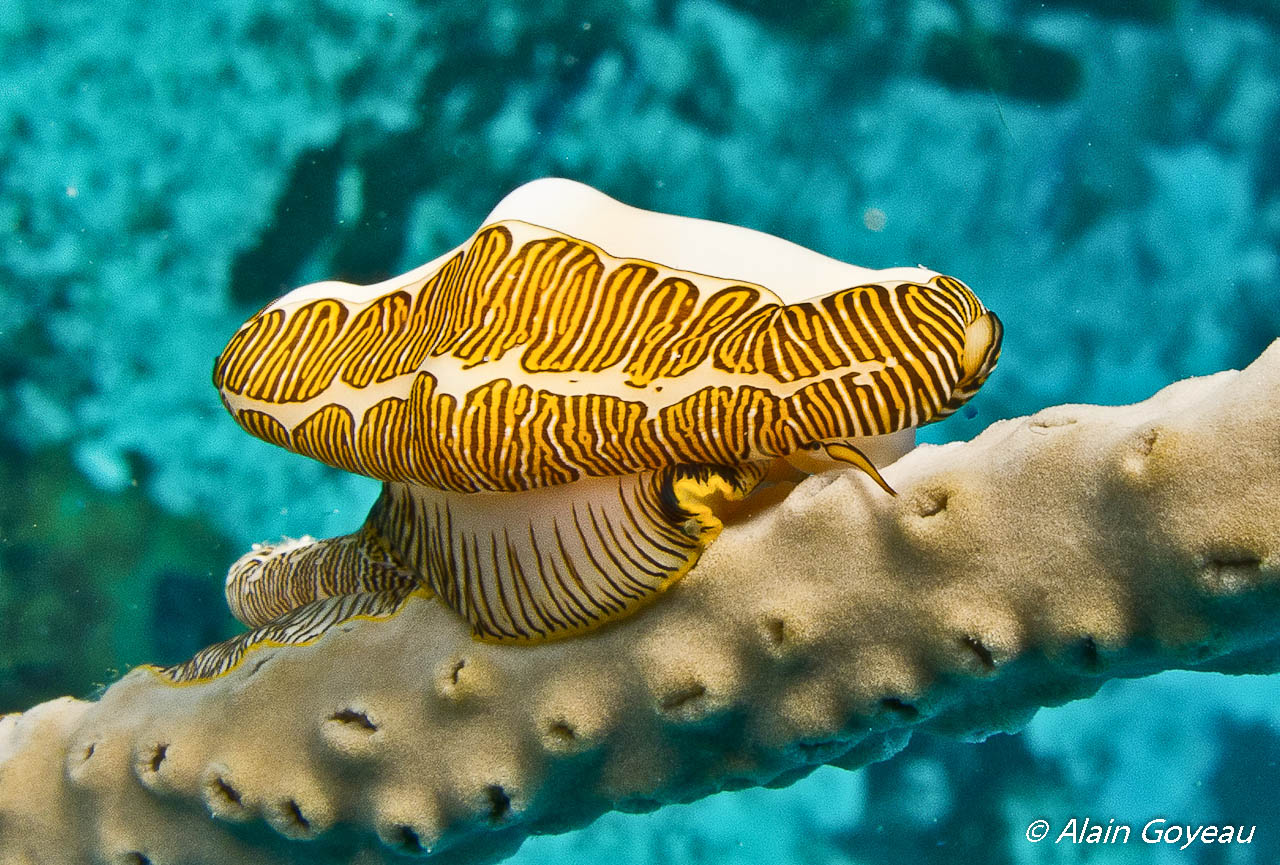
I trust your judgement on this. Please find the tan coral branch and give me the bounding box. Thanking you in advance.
[2,341,1279,865]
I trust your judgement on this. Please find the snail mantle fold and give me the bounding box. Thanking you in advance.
[3,341,1279,865]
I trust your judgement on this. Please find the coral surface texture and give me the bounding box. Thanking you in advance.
[2,341,1277,865]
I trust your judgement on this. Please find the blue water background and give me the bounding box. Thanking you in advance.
[2,1,1278,862]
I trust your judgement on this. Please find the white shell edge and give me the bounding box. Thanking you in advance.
[267,178,940,308]
[485,178,937,304]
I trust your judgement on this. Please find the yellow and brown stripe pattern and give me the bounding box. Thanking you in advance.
[223,522,420,628]
[156,585,424,684]
[213,222,1000,493]
[365,460,768,642]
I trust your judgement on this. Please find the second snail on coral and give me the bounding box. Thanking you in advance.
[176,178,1002,681]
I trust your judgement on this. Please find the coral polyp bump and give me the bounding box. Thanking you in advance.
[175,178,1001,680]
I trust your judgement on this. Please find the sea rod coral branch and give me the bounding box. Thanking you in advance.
[1,341,1279,865]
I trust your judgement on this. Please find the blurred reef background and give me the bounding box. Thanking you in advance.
[2,0,1279,862]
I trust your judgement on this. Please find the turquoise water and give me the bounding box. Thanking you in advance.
[2,1,1278,862]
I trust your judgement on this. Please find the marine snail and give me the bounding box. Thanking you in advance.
[162,178,1001,682]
